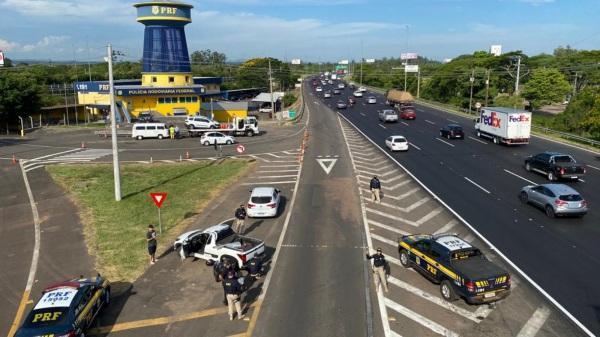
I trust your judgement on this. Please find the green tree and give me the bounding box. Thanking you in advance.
[235,57,291,90]
[522,68,571,109]
[190,49,226,64]
[0,71,43,123]
[553,87,600,139]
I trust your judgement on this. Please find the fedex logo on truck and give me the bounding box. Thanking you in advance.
[481,111,501,128]
[509,114,530,123]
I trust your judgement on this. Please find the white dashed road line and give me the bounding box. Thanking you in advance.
[586,164,600,171]
[464,177,491,194]
[425,120,436,125]
[516,306,552,337]
[504,169,538,185]
[435,138,455,147]
[468,136,488,144]
[409,143,422,151]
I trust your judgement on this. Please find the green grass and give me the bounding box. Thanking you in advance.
[47,160,251,282]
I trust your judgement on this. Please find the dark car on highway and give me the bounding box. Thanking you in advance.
[399,234,511,304]
[399,106,416,120]
[524,152,586,181]
[440,124,465,139]
[15,275,110,337]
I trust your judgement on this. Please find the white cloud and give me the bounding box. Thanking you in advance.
[0,38,20,51]
[0,35,69,53]
[1,0,133,22]
[518,0,555,4]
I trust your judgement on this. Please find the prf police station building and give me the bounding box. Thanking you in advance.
[75,1,223,121]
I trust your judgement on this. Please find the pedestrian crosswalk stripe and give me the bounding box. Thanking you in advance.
[384,298,460,337]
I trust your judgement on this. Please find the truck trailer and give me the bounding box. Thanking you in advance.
[474,107,531,145]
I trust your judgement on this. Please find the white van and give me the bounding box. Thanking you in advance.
[132,123,169,140]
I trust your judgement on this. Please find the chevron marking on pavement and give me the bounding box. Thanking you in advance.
[416,207,444,225]
[387,276,483,323]
[433,220,459,235]
[357,174,406,184]
[368,220,410,236]
[366,208,420,227]
[384,298,460,337]
[352,154,386,162]
[371,233,397,247]
[377,197,432,213]
[360,187,421,201]
[353,158,389,167]
[354,162,395,171]
[356,168,399,177]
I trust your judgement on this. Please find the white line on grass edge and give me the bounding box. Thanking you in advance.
[337,112,595,337]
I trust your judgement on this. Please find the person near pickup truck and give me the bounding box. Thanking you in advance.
[370,176,381,203]
[215,260,237,305]
[234,205,247,234]
[222,272,245,320]
[366,248,389,292]
[246,255,264,280]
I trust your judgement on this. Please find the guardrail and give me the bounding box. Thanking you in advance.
[362,84,600,149]
[94,129,132,138]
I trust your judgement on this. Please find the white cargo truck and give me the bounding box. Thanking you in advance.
[474,107,532,145]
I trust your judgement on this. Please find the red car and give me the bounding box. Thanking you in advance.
[348,97,356,105]
[400,106,416,120]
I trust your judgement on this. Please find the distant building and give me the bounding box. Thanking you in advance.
[291,59,302,65]
[490,45,502,56]
[443,58,453,63]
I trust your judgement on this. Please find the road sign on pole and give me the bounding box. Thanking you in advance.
[150,192,168,234]
[236,144,246,154]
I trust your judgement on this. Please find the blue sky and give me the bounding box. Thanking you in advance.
[0,0,598,63]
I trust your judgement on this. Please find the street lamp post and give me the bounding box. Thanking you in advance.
[107,44,122,201]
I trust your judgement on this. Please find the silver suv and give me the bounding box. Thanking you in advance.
[519,184,587,218]
[379,109,398,123]
[185,116,219,129]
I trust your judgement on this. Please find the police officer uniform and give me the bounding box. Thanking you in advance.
[234,205,247,234]
[222,273,244,320]
[370,176,381,203]
[366,249,389,292]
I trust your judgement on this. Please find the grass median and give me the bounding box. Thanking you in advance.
[47,159,252,282]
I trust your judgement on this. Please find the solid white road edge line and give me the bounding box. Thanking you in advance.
[516,306,552,337]
[337,112,595,337]
[23,148,81,162]
[339,115,386,337]
[464,177,491,194]
[504,169,538,186]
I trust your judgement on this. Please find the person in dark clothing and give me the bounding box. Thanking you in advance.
[234,205,247,234]
[246,256,264,280]
[366,248,389,292]
[222,272,244,320]
[370,176,381,203]
[146,225,157,264]
[214,260,236,305]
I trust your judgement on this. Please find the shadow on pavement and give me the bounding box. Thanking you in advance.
[94,281,135,337]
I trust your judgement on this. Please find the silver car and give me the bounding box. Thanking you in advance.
[519,184,587,218]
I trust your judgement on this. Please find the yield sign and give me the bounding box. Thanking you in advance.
[150,192,168,208]
[236,144,246,154]
[316,158,338,175]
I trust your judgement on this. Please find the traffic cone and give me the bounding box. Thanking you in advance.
[12,154,17,165]
[185,151,190,159]
[81,141,86,149]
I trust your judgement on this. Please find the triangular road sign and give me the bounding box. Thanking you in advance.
[316,158,338,175]
[150,192,168,208]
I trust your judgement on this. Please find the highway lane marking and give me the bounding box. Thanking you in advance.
[447,118,459,123]
[88,305,256,335]
[245,101,309,337]
[463,234,475,243]
[361,179,412,192]
[357,174,405,184]
[371,233,397,247]
[387,276,483,323]
[355,162,395,171]
[241,180,296,185]
[251,174,298,179]
[256,169,298,173]
[360,113,366,116]
[408,143,422,151]
[356,168,400,177]
[376,197,431,213]
[384,298,460,337]
[503,169,538,185]
[379,124,387,130]
[313,101,319,105]
[435,138,455,147]
[265,153,297,158]
[259,164,299,168]
[8,161,43,337]
[464,177,491,194]
[468,136,488,144]
[586,164,600,171]
[516,306,551,337]
[433,219,458,235]
[368,219,410,235]
[401,121,409,126]
[425,120,436,125]
[366,206,443,227]
[361,187,421,202]
[280,244,367,249]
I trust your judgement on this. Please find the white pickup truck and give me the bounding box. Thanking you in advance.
[173,221,265,268]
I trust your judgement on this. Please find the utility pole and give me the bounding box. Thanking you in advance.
[360,40,364,85]
[107,44,122,201]
[469,69,475,113]
[268,58,275,120]
[573,72,579,97]
[63,83,69,126]
[515,56,522,95]
[86,38,92,82]
[404,61,408,91]
[485,69,490,107]
[416,68,421,99]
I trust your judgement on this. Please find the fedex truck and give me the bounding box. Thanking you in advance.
[474,107,531,145]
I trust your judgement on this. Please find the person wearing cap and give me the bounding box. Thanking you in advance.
[366,248,389,292]
[234,204,247,234]
[146,225,157,265]
[222,272,245,320]
[370,176,381,203]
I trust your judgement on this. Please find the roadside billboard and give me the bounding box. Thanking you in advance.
[401,52,418,60]
[0,51,4,67]
[405,65,419,73]
[339,59,349,65]
[291,58,302,65]
[365,58,375,63]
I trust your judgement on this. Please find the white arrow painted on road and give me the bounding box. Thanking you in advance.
[316,158,338,175]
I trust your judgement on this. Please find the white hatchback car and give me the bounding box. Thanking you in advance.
[247,187,281,218]
[200,132,235,146]
[353,91,363,97]
[385,135,409,152]
[316,86,323,92]
[367,96,377,104]
[359,86,367,92]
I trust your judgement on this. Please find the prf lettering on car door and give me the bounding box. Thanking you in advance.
[32,312,62,322]
[426,264,437,275]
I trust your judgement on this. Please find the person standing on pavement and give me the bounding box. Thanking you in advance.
[169,124,175,139]
[146,225,157,265]
[222,272,245,320]
[366,248,389,293]
[370,176,381,203]
[234,204,247,234]
[174,125,180,139]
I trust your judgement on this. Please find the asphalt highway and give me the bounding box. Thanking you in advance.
[316,82,600,336]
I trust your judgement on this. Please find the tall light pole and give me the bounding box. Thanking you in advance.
[485,69,490,107]
[268,58,275,120]
[469,69,475,113]
[514,56,522,95]
[107,44,122,201]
